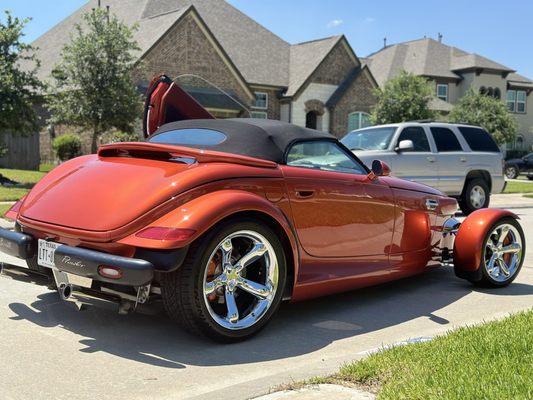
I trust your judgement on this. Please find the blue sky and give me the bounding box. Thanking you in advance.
[3,0,532,78]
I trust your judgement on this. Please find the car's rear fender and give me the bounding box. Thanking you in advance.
[118,189,299,281]
[453,208,519,274]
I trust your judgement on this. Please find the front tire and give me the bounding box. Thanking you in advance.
[469,217,525,288]
[161,219,287,342]
[459,178,490,215]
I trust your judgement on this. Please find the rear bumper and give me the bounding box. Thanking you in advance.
[0,228,154,286]
[492,174,506,194]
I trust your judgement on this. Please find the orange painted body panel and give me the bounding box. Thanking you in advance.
[13,145,478,302]
[453,208,518,272]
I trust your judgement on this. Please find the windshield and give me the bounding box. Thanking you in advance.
[341,127,397,151]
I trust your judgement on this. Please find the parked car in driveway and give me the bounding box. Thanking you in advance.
[504,153,533,180]
[341,122,506,215]
[0,76,525,343]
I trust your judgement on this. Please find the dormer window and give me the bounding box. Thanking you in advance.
[436,84,448,101]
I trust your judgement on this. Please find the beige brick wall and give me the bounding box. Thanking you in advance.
[330,70,377,138]
[133,13,252,108]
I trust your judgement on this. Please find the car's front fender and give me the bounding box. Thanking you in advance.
[454,208,519,273]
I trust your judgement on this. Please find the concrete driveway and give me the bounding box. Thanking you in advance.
[1,196,532,400]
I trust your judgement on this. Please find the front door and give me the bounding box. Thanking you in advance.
[389,126,439,189]
[282,140,395,258]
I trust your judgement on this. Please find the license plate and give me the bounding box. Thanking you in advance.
[37,239,61,269]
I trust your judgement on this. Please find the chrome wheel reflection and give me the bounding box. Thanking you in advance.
[470,185,486,209]
[484,223,523,282]
[202,230,278,330]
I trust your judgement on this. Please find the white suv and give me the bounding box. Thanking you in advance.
[341,122,505,215]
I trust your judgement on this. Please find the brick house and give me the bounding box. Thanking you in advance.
[26,0,378,159]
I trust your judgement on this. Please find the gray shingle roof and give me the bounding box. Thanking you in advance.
[22,0,291,87]
[286,36,342,97]
[366,38,516,87]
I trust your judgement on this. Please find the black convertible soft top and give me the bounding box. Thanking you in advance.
[149,118,335,164]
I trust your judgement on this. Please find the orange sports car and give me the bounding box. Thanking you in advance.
[0,76,525,342]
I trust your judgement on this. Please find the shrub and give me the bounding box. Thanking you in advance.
[53,134,82,161]
[104,130,139,143]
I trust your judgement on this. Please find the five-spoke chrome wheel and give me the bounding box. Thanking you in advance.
[484,223,523,283]
[202,230,279,330]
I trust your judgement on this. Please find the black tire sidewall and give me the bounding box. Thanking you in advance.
[461,178,490,215]
[190,219,287,342]
[478,217,525,287]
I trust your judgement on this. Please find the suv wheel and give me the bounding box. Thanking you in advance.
[505,165,518,179]
[460,178,490,215]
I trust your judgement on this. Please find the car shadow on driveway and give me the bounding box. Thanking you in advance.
[7,267,533,369]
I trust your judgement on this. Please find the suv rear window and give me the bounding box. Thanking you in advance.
[430,127,462,152]
[457,127,500,152]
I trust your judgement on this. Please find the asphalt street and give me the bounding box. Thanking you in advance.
[1,195,532,400]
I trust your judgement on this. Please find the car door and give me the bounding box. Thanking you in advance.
[524,154,533,174]
[388,126,439,188]
[281,140,395,261]
[429,126,466,195]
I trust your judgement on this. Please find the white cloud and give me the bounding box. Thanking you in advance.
[363,17,376,23]
[327,19,343,28]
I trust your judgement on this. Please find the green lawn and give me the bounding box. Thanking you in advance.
[0,202,14,217]
[0,167,48,202]
[503,180,533,194]
[326,311,532,400]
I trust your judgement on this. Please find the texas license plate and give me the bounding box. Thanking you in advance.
[37,239,61,269]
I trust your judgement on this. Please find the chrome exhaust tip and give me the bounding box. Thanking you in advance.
[58,283,73,300]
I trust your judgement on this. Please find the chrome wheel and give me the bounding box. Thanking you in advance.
[469,185,486,209]
[484,224,523,282]
[202,230,279,330]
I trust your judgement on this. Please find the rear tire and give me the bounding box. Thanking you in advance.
[468,217,525,288]
[527,176,533,181]
[504,165,518,180]
[160,219,287,343]
[459,178,490,215]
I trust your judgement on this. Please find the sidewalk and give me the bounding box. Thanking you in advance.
[253,384,375,400]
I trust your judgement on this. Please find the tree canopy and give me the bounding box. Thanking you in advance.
[448,89,517,145]
[0,11,43,135]
[47,7,141,152]
[371,70,436,124]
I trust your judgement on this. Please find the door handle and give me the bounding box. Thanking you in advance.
[427,156,436,163]
[460,157,467,162]
[295,189,315,199]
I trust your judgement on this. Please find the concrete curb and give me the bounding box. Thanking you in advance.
[253,384,375,400]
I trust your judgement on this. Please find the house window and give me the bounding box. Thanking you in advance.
[517,90,526,113]
[347,112,372,132]
[507,90,516,112]
[507,90,526,113]
[253,92,268,109]
[436,84,448,101]
[251,111,268,119]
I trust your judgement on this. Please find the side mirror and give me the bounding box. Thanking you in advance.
[395,140,414,152]
[368,159,391,180]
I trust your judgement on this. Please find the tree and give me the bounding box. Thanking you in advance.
[0,11,43,136]
[47,8,141,153]
[371,70,436,124]
[448,88,517,145]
